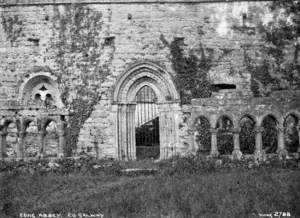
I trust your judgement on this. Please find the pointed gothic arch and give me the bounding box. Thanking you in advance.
[112,61,180,160]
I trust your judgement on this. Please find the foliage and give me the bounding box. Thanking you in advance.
[0,13,23,45]
[160,35,213,104]
[284,115,299,153]
[216,116,234,155]
[0,156,299,217]
[245,0,300,96]
[51,4,115,155]
[262,115,278,154]
[240,117,256,154]
[194,117,211,155]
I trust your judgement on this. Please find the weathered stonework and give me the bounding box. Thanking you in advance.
[0,0,299,160]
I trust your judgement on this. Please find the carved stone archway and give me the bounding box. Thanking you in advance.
[112,62,180,160]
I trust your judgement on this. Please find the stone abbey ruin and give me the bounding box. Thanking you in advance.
[0,0,299,161]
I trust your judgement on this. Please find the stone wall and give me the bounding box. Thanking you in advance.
[0,0,296,159]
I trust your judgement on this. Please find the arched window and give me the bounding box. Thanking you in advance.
[194,116,211,155]
[44,120,59,157]
[24,121,39,157]
[284,114,299,153]
[262,115,278,154]
[216,115,234,155]
[240,115,256,154]
[20,74,63,108]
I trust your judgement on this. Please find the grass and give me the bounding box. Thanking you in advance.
[0,156,299,218]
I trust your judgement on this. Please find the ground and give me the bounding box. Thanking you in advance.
[0,156,299,218]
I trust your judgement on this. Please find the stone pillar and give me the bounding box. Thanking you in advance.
[112,104,119,159]
[254,126,265,160]
[232,128,242,159]
[210,128,219,157]
[158,106,166,159]
[126,103,136,160]
[296,125,300,153]
[116,103,136,161]
[0,130,7,160]
[39,130,46,158]
[119,104,127,160]
[171,103,181,156]
[277,124,288,158]
[188,128,197,154]
[57,121,67,158]
[17,131,26,159]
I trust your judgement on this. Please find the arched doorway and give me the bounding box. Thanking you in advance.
[112,62,180,160]
[135,85,160,160]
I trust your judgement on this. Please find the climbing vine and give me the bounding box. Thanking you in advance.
[160,34,233,104]
[160,35,212,104]
[244,0,300,96]
[1,13,23,45]
[51,4,115,155]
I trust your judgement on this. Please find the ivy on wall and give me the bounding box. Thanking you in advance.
[1,13,23,45]
[160,35,212,104]
[160,34,233,104]
[244,0,300,96]
[51,4,115,155]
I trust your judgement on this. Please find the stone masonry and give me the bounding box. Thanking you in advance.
[0,0,299,160]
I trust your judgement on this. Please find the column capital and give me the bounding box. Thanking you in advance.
[39,130,46,136]
[188,128,196,134]
[57,121,67,130]
[57,130,66,136]
[19,131,26,137]
[276,125,284,133]
[210,128,218,134]
[231,128,241,134]
[255,126,264,133]
[0,130,8,136]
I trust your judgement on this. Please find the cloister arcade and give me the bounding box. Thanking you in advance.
[0,71,68,160]
[0,113,68,159]
[189,97,300,158]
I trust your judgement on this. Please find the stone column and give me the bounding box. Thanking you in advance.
[210,128,219,157]
[0,130,7,160]
[188,128,197,154]
[254,126,265,160]
[112,104,119,159]
[297,125,300,153]
[39,130,46,158]
[171,103,181,156]
[158,105,167,159]
[232,128,242,159]
[126,103,136,160]
[57,121,67,158]
[117,104,128,160]
[277,124,288,158]
[17,131,26,159]
[117,103,136,161]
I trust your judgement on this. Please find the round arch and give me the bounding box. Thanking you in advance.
[283,111,300,122]
[18,71,64,108]
[258,112,281,127]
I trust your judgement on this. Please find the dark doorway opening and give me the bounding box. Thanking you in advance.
[135,86,160,160]
[136,117,160,160]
